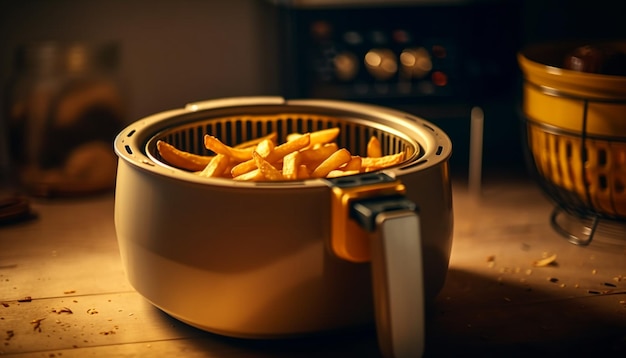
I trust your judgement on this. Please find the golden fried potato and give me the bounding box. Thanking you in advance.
[204,135,255,162]
[367,136,382,158]
[231,133,310,178]
[361,152,405,171]
[233,169,263,181]
[252,152,284,181]
[282,151,301,180]
[157,127,406,182]
[342,156,362,171]
[299,143,338,168]
[311,148,352,178]
[286,127,339,148]
[157,140,213,171]
[198,154,230,178]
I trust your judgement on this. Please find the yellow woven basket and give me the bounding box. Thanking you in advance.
[519,41,626,219]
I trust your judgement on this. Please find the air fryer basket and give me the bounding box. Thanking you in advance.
[144,107,422,174]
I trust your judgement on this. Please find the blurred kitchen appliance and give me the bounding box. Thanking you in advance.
[274,0,523,173]
[4,41,126,197]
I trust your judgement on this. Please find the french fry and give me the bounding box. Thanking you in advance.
[204,135,255,162]
[342,156,362,171]
[269,134,309,161]
[299,143,338,168]
[252,152,284,181]
[230,139,274,180]
[361,152,405,170]
[158,127,406,182]
[311,148,352,178]
[231,133,310,177]
[282,151,301,180]
[297,165,310,180]
[309,127,340,148]
[287,127,339,148]
[233,169,263,181]
[367,136,382,158]
[255,138,275,157]
[230,161,257,178]
[285,133,301,142]
[156,140,214,172]
[198,154,230,178]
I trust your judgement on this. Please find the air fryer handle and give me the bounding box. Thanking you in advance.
[351,198,425,358]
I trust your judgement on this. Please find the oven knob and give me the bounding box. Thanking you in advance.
[364,48,397,81]
[334,51,359,81]
[400,47,432,79]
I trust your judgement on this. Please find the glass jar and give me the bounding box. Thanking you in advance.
[5,41,126,197]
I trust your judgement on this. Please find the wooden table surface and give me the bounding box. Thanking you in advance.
[1,172,625,357]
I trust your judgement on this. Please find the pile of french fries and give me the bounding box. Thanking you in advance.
[156,127,405,181]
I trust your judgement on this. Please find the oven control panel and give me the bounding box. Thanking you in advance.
[278,2,520,105]
[302,21,459,100]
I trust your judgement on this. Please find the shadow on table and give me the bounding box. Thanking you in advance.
[426,268,626,357]
[148,267,625,357]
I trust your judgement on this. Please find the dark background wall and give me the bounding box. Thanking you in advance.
[1,0,624,175]
[0,0,282,123]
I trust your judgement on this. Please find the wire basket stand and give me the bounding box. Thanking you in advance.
[521,82,626,247]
